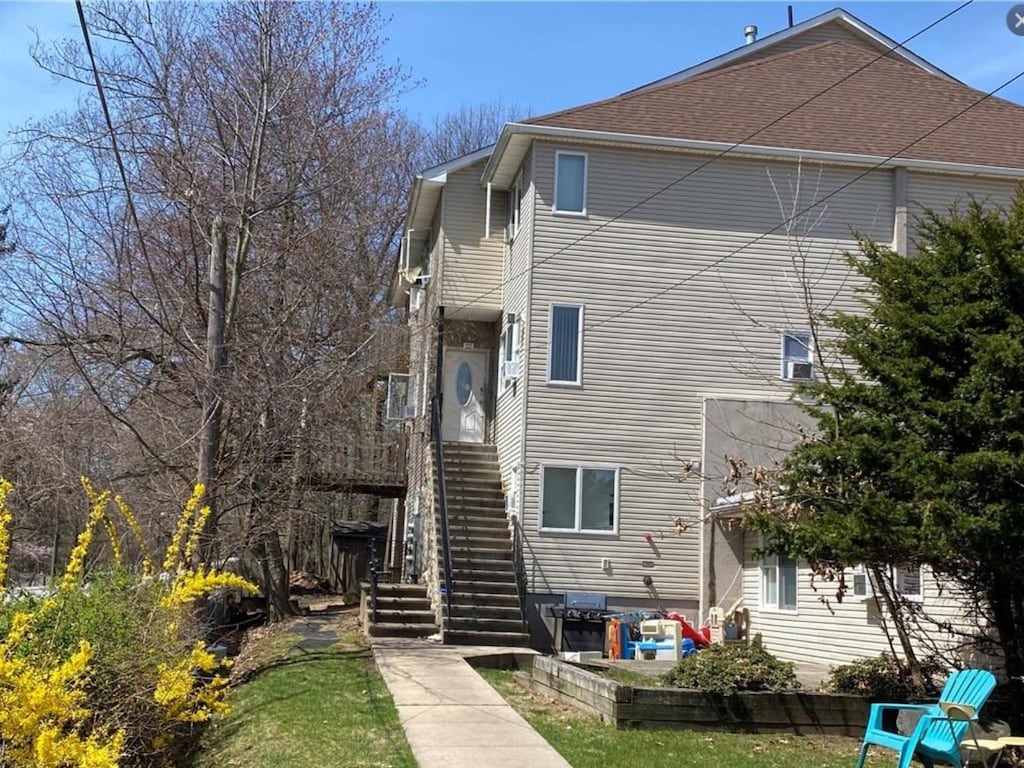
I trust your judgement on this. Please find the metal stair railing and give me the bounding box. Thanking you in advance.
[431,396,455,630]
[510,513,529,633]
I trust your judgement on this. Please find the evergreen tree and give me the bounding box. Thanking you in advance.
[749,190,1024,690]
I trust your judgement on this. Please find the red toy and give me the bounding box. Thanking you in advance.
[666,612,710,647]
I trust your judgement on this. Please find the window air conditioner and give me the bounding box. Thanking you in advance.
[403,404,418,420]
[785,361,813,380]
[501,360,522,381]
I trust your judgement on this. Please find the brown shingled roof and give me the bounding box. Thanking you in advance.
[526,41,1024,171]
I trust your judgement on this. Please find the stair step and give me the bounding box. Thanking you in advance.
[441,462,501,475]
[439,480,503,494]
[448,557,512,573]
[441,442,498,455]
[372,583,430,597]
[450,546,511,560]
[446,510,507,524]
[446,616,526,631]
[368,622,439,639]
[373,597,432,611]
[374,609,436,624]
[450,528,509,540]
[445,493,504,506]
[453,581,519,596]
[443,629,531,648]
[450,573,516,585]
[451,592,521,607]
[451,605,523,621]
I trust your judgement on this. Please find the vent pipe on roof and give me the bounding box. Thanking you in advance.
[787,6,794,28]
[744,25,758,45]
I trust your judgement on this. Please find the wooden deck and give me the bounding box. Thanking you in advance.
[307,431,407,498]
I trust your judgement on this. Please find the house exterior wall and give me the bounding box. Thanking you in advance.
[728,177,1021,668]
[906,172,1020,254]
[495,148,535,500]
[441,159,506,314]
[741,545,992,669]
[517,140,893,606]
[398,133,1024,654]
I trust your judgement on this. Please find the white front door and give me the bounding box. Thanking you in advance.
[442,349,488,443]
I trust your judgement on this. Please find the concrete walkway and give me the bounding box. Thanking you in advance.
[372,639,572,768]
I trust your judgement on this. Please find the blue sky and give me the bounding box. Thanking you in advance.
[0,2,1020,138]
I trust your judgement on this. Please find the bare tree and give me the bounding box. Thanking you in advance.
[419,99,528,167]
[2,1,414,616]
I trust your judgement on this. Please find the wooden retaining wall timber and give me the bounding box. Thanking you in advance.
[531,656,870,735]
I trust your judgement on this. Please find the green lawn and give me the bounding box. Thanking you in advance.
[477,668,897,768]
[186,620,415,768]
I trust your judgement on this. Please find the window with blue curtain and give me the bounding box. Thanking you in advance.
[549,304,581,383]
[555,152,586,213]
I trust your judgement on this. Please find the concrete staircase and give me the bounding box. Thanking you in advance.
[364,583,439,639]
[439,442,530,647]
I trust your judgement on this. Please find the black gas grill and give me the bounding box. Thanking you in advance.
[548,592,615,653]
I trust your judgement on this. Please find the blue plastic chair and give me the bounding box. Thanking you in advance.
[855,668,997,768]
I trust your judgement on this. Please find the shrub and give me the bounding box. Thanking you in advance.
[827,653,944,701]
[0,478,257,768]
[662,643,800,695]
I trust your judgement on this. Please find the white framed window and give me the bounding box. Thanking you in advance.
[781,330,813,380]
[761,549,798,612]
[553,150,587,215]
[497,314,521,396]
[540,465,618,533]
[385,373,410,420]
[548,303,583,385]
[895,566,923,600]
[851,564,923,602]
[506,174,521,242]
[852,564,872,598]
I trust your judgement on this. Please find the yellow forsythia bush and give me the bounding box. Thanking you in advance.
[0,479,257,767]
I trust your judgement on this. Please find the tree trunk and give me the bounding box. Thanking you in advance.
[870,566,925,690]
[198,215,227,562]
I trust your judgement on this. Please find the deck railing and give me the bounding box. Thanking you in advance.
[309,431,408,495]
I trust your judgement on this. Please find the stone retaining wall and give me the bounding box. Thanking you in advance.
[531,656,870,735]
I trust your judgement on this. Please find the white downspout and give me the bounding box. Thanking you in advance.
[484,182,492,240]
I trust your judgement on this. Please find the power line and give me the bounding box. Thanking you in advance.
[74,0,147,260]
[585,65,1024,333]
[443,1,973,321]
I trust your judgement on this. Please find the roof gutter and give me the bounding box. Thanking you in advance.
[483,123,1024,184]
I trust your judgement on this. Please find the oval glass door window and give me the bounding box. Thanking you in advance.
[456,361,472,406]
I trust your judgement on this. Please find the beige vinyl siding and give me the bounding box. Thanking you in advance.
[741,535,992,668]
[520,141,893,602]
[496,150,534,497]
[906,171,1020,254]
[736,20,883,65]
[441,160,505,313]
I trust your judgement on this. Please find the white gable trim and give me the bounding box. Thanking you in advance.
[631,8,955,93]
[419,144,496,184]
